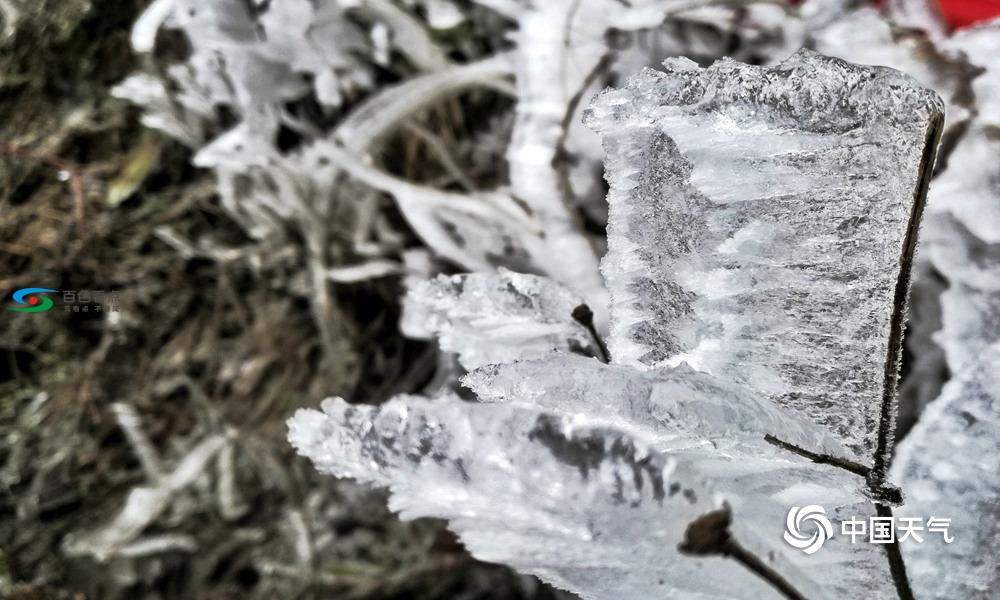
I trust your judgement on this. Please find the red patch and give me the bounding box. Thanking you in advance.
[936,0,1000,30]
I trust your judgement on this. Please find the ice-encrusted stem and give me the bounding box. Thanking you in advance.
[491,0,699,326]
[763,434,870,477]
[499,1,611,321]
[868,111,943,502]
[333,54,515,153]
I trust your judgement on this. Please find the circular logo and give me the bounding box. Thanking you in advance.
[7,288,59,313]
[783,505,833,555]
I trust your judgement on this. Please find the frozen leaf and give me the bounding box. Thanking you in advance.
[463,353,845,457]
[585,50,943,469]
[163,0,258,50]
[326,260,403,284]
[332,54,513,154]
[192,124,278,170]
[891,344,1000,599]
[111,74,204,146]
[131,0,178,53]
[256,0,376,107]
[925,215,1000,373]
[289,396,794,600]
[401,270,599,368]
[290,390,900,599]
[415,0,465,30]
[312,141,543,273]
[343,0,450,71]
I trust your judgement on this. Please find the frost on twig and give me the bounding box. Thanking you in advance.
[63,432,226,562]
[885,20,1000,600]
[480,0,705,323]
[292,52,944,599]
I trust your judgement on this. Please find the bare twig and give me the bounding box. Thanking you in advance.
[572,303,610,363]
[764,434,870,478]
[679,508,808,600]
[1,144,87,222]
[552,51,613,211]
[876,503,916,600]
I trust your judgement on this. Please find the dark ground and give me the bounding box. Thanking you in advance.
[0,2,570,598]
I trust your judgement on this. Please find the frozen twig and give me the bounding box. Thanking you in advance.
[63,433,226,562]
[111,403,164,481]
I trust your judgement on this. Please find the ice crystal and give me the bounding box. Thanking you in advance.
[463,354,844,456]
[291,51,945,600]
[291,393,903,600]
[401,270,599,369]
[584,49,943,467]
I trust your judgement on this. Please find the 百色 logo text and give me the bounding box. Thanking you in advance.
[6,288,59,313]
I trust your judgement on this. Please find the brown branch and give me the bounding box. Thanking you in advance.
[552,52,614,214]
[1,144,87,222]
[764,434,871,478]
[572,303,610,363]
[680,508,808,600]
[876,503,916,600]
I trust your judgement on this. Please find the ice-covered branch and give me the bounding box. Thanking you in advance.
[293,51,945,600]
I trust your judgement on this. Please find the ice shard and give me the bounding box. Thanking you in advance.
[401,269,600,369]
[463,353,846,457]
[585,49,943,469]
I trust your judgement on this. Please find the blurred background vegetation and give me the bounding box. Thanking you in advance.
[0,2,570,598]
